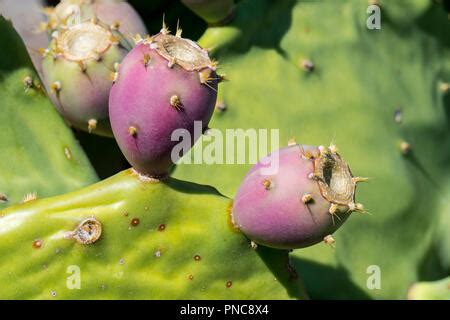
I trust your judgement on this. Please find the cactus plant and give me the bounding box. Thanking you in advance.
[0,11,306,300]
[0,16,98,210]
[36,1,146,136]
[173,0,450,299]
[0,169,308,299]
[1,0,449,301]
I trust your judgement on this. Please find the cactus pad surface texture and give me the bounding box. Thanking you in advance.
[173,0,450,299]
[0,169,308,299]
[0,17,98,211]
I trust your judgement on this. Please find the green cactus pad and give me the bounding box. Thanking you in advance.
[0,17,98,210]
[408,277,450,300]
[173,0,450,299]
[0,169,307,299]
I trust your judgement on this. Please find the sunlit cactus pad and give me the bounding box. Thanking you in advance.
[0,170,307,299]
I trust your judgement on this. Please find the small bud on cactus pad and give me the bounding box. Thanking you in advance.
[109,31,219,176]
[232,144,366,249]
[42,20,131,136]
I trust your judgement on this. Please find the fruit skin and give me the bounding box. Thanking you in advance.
[0,169,308,299]
[41,21,130,136]
[109,33,218,176]
[48,0,147,38]
[232,145,355,249]
[181,0,235,25]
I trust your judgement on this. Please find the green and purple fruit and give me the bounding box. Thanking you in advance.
[41,19,131,136]
[45,0,147,38]
[232,144,367,249]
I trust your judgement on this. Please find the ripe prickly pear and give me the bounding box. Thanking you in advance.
[109,28,220,176]
[41,19,132,136]
[232,144,366,249]
[181,0,235,25]
[44,0,147,38]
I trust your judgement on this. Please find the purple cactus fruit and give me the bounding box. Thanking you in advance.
[45,0,147,38]
[41,19,131,136]
[109,28,220,176]
[232,144,367,249]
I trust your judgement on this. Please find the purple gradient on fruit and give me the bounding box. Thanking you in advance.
[232,145,349,249]
[109,43,218,176]
[95,0,147,36]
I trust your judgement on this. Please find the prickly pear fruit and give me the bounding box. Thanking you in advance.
[109,29,219,176]
[232,144,366,249]
[41,19,132,136]
[44,0,147,38]
[181,0,235,25]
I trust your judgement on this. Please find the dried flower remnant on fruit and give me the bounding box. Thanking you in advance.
[232,144,366,249]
